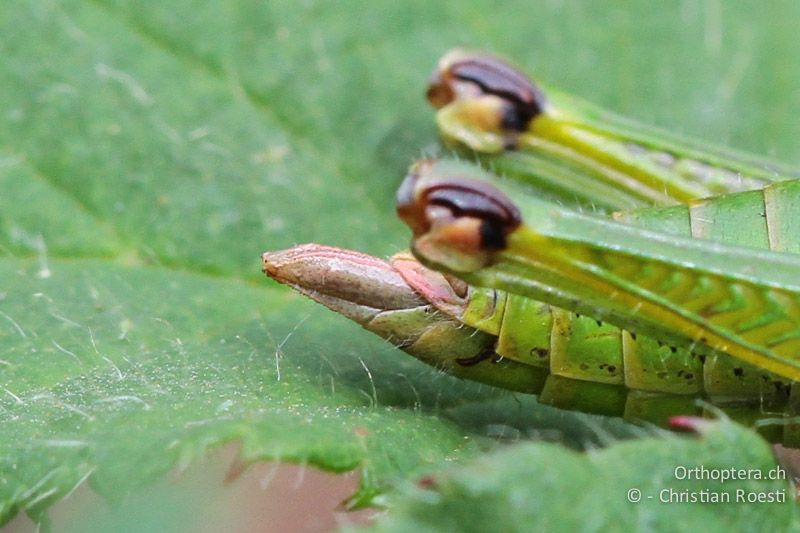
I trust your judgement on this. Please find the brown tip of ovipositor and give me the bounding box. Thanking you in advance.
[261,252,279,277]
[261,244,425,311]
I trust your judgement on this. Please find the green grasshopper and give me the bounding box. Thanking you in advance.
[397,159,800,418]
[263,51,800,443]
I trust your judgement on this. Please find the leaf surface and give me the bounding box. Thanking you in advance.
[3,0,800,527]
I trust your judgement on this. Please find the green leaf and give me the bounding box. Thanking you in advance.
[368,420,799,532]
[3,0,800,528]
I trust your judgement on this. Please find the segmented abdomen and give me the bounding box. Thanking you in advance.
[459,180,800,438]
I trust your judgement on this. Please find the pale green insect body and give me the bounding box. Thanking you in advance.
[453,284,792,401]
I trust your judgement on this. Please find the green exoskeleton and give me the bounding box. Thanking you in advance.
[427,49,798,211]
